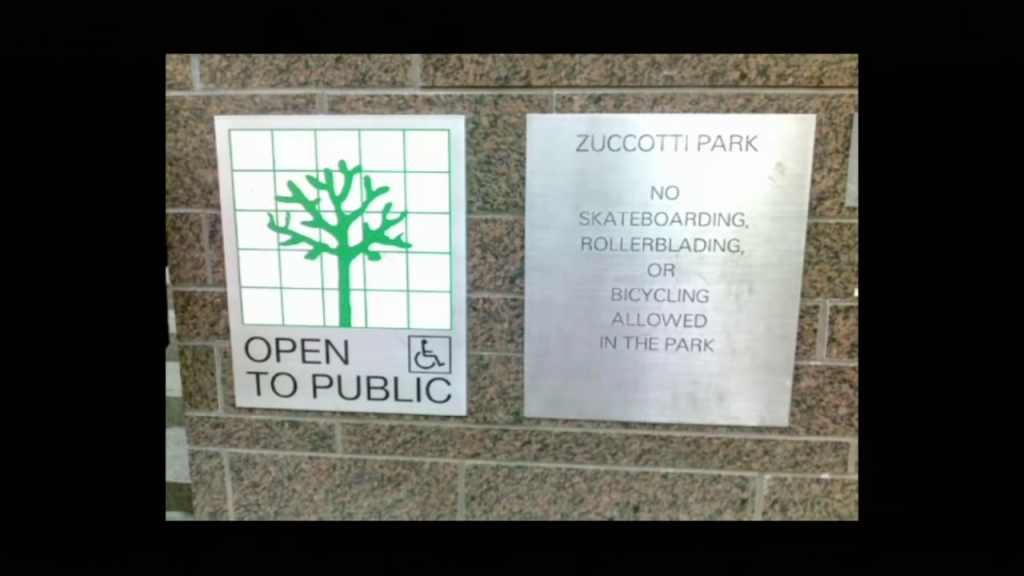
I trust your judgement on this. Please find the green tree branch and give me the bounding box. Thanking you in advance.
[344,174,393,228]
[354,202,411,261]
[267,212,334,261]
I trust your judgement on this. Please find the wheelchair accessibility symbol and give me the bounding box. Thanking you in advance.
[408,335,451,374]
[415,340,445,369]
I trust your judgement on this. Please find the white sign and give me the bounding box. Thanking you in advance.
[214,115,467,416]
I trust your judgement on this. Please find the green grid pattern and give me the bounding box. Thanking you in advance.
[270,131,285,324]
[229,128,453,331]
[314,132,326,326]
[358,130,368,329]
[404,131,411,329]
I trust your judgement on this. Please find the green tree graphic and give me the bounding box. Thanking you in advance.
[266,160,412,327]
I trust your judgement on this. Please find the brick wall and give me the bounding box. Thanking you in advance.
[166,54,858,521]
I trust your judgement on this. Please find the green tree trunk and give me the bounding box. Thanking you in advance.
[338,256,352,327]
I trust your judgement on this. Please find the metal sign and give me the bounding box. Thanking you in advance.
[214,115,467,416]
[524,114,816,426]
[846,113,858,207]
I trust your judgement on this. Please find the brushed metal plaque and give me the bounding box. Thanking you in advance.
[524,114,816,426]
[846,113,858,207]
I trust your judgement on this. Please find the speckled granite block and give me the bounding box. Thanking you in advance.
[467,354,524,424]
[180,345,217,411]
[166,54,192,90]
[208,214,225,285]
[201,54,412,89]
[470,297,523,352]
[763,476,858,520]
[186,415,335,452]
[166,214,207,285]
[166,95,318,208]
[803,223,858,299]
[423,54,858,88]
[173,291,229,341]
[189,450,228,520]
[220,346,259,415]
[327,94,549,213]
[220,345,232,399]
[465,464,754,520]
[470,218,524,294]
[229,453,458,520]
[797,304,819,360]
[788,365,858,437]
[342,424,849,473]
[558,93,859,218]
[828,305,859,360]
